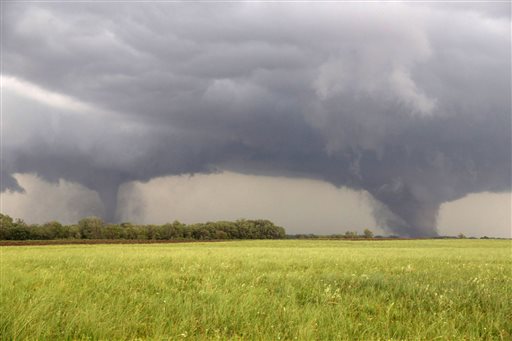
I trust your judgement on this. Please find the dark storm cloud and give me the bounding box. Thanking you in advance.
[2,2,510,235]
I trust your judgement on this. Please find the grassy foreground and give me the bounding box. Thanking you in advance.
[1,240,511,340]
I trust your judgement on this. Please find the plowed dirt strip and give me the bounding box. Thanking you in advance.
[0,238,425,246]
[0,239,228,246]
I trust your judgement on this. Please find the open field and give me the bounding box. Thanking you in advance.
[1,240,511,340]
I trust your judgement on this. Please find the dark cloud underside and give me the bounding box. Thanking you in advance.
[2,2,510,236]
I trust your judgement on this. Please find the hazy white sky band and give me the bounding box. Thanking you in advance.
[2,172,510,238]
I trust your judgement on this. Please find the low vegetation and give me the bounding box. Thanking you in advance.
[1,240,510,340]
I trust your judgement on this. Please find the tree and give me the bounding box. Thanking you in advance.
[0,213,14,239]
[103,224,123,239]
[363,229,374,239]
[41,221,66,239]
[344,231,358,239]
[78,217,104,239]
[5,218,31,240]
[0,213,14,228]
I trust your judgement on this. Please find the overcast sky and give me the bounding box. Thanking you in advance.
[1,2,510,237]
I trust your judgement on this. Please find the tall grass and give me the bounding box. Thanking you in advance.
[1,240,511,340]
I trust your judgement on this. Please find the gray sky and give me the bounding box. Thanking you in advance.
[1,2,510,237]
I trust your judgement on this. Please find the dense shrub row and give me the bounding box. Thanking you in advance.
[0,214,286,241]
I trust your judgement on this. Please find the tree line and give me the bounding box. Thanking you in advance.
[287,229,376,239]
[0,214,286,241]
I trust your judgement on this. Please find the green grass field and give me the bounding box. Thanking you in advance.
[1,240,511,340]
